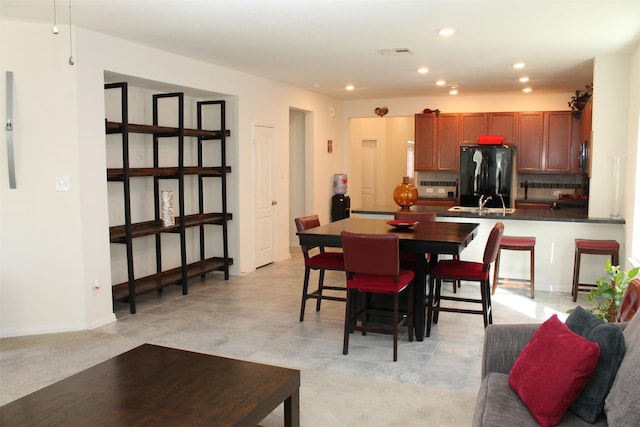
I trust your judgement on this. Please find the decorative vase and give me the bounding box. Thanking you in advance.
[161,190,175,227]
[393,176,418,209]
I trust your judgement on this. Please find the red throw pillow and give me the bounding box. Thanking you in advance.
[508,315,600,427]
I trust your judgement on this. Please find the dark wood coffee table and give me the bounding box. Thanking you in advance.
[0,344,300,426]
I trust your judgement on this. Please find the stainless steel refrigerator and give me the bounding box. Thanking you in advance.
[459,145,515,208]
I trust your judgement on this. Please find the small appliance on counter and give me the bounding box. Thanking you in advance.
[331,173,350,222]
[459,145,515,208]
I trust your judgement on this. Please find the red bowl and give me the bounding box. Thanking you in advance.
[386,220,419,229]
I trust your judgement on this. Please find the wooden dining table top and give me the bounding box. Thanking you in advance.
[297,217,479,255]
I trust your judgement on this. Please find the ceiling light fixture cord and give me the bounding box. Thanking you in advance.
[68,0,74,65]
[52,0,59,34]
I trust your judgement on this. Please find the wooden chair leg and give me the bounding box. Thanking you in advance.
[407,284,414,342]
[343,289,352,355]
[316,270,325,311]
[393,292,399,362]
[299,267,311,322]
[433,278,442,324]
[572,248,581,302]
[530,248,535,299]
[492,249,501,295]
[426,275,435,337]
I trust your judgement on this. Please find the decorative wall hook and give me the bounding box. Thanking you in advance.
[374,107,389,117]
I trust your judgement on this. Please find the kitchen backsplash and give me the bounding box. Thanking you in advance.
[517,173,587,200]
[416,172,459,198]
[416,171,587,200]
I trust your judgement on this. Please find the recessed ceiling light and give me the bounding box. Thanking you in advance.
[513,62,526,69]
[523,87,532,93]
[449,89,459,95]
[418,67,429,74]
[519,76,530,83]
[436,80,446,86]
[345,84,355,91]
[438,28,455,37]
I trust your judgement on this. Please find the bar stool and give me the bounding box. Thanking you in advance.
[492,236,536,299]
[572,239,619,302]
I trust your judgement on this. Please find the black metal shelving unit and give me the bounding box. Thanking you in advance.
[105,82,232,314]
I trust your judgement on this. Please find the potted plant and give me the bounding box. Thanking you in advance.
[568,84,593,119]
[585,260,639,322]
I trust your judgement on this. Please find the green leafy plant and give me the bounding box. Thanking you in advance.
[568,84,593,119]
[586,260,639,322]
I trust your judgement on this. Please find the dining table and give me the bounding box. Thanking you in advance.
[296,217,479,340]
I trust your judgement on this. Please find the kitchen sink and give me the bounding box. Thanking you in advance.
[448,206,516,215]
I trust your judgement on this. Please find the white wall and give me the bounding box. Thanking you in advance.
[348,117,413,210]
[590,53,632,219]
[0,19,343,337]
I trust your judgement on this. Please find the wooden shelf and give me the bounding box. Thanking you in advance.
[107,166,231,180]
[106,83,231,314]
[109,213,233,242]
[105,120,230,139]
[112,257,234,301]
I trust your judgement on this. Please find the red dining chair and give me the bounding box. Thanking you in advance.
[394,211,437,269]
[426,222,504,337]
[341,231,414,361]
[394,211,462,293]
[295,215,346,321]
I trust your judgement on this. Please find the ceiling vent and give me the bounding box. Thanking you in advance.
[377,48,413,56]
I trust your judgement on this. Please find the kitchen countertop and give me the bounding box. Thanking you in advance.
[351,204,624,224]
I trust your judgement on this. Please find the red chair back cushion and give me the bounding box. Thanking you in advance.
[394,211,436,222]
[341,231,399,276]
[618,278,640,322]
[483,222,505,266]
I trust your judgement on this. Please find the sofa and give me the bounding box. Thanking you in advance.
[472,307,640,427]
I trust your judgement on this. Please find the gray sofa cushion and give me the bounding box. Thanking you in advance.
[473,373,607,427]
[565,306,626,422]
[604,311,640,425]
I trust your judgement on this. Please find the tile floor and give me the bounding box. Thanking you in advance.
[98,249,580,393]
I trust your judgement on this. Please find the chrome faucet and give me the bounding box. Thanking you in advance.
[478,195,492,210]
[498,193,506,215]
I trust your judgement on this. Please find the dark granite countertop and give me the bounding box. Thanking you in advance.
[351,204,624,224]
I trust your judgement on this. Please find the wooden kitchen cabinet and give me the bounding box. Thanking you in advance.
[518,111,573,172]
[517,112,544,171]
[414,113,459,171]
[459,113,487,145]
[545,111,572,172]
[459,112,517,145]
[436,114,459,171]
[414,113,436,171]
[488,112,518,145]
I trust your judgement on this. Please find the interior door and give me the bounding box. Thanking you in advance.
[361,140,377,207]
[254,124,276,267]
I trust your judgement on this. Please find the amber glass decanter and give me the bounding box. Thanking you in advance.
[393,176,418,209]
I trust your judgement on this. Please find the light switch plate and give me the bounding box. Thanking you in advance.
[55,176,70,191]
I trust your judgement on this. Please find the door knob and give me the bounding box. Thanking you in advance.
[271,200,278,205]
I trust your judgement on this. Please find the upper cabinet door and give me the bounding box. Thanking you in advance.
[488,113,518,145]
[518,112,545,171]
[437,114,460,171]
[459,113,487,145]
[414,113,436,171]
[545,111,572,172]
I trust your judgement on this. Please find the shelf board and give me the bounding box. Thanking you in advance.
[110,213,233,242]
[105,121,231,139]
[112,257,234,301]
[107,166,231,180]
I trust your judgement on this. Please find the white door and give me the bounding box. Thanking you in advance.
[361,140,377,208]
[254,124,276,267]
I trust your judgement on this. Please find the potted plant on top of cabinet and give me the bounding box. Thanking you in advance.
[568,84,593,119]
